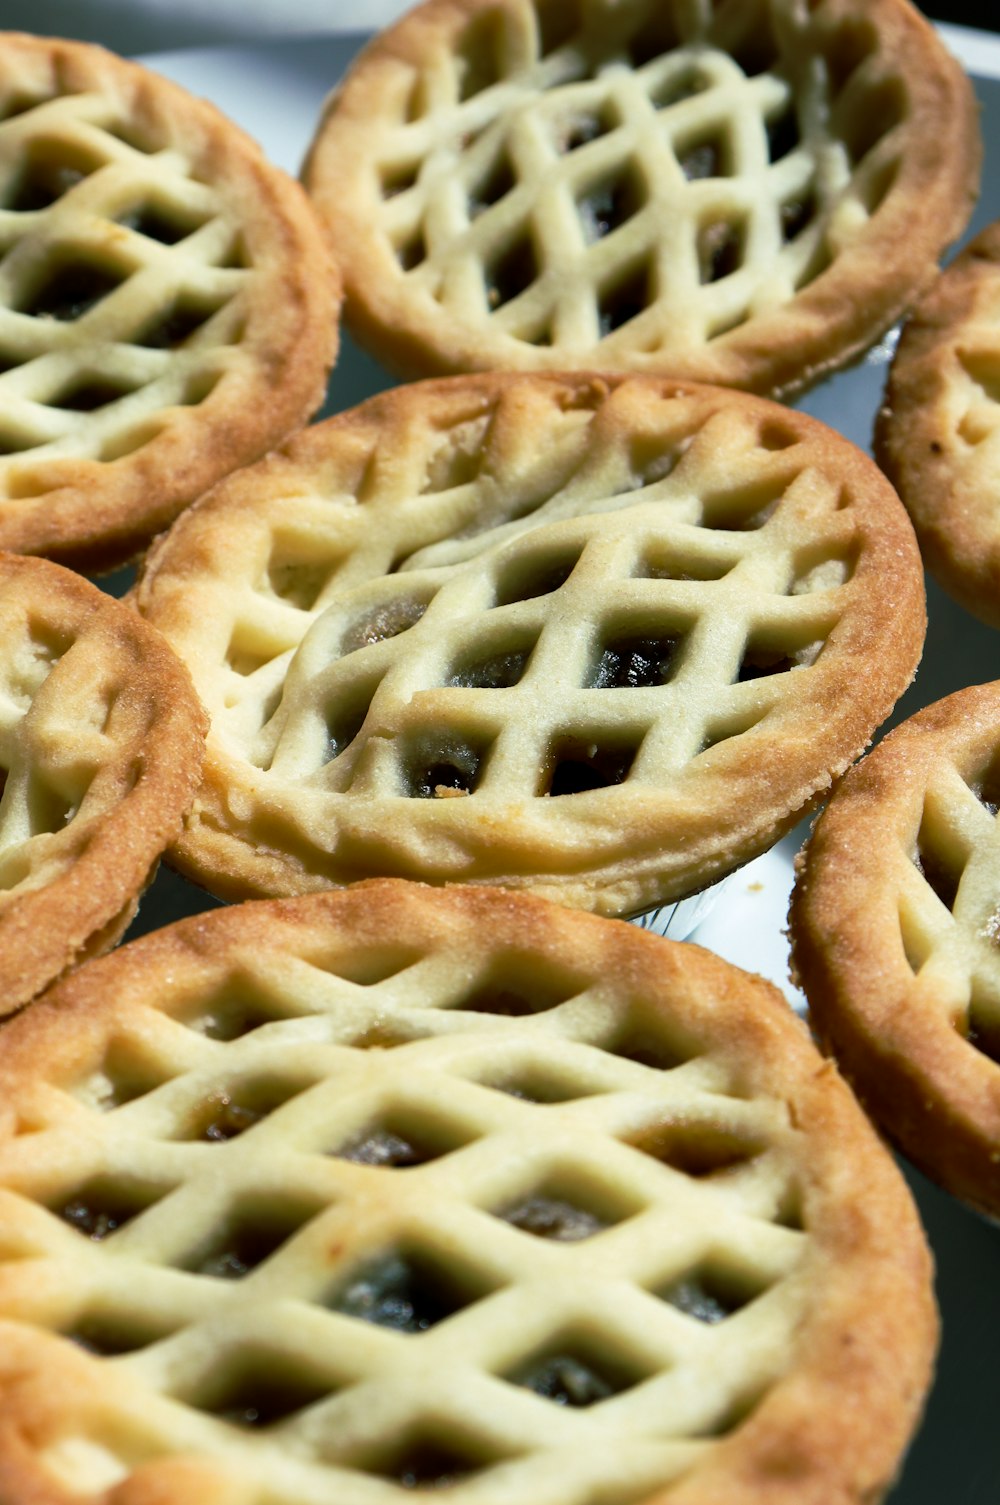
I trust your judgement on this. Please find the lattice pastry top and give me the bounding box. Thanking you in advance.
[790,680,1000,1219]
[0,551,206,1014]
[876,219,1000,630]
[303,0,979,397]
[134,372,925,915]
[0,880,935,1505]
[0,32,338,572]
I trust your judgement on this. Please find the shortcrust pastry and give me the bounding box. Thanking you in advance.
[877,219,1000,629]
[790,680,1000,1219]
[304,0,978,396]
[134,372,925,915]
[0,31,338,572]
[0,551,206,1014]
[0,881,935,1505]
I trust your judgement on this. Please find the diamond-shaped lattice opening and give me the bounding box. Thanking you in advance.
[578,169,646,243]
[181,1349,334,1429]
[597,262,651,336]
[495,1173,638,1241]
[968,750,1000,817]
[468,151,516,218]
[700,474,787,531]
[138,297,222,349]
[915,827,962,915]
[72,1038,176,1111]
[0,91,46,124]
[448,641,533,689]
[698,219,744,284]
[766,103,800,164]
[326,1245,494,1332]
[729,15,781,77]
[397,225,427,273]
[505,1329,649,1406]
[697,708,768,759]
[494,549,579,605]
[320,947,423,987]
[177,1076,306,1143]
[473,1060,600,1104]
[657,1261,775,1323]
[603,1011,700,1072]
[354,1427,503,1489]
[117,201,206,245]
[330,1107,475,1168]
[676,132,728,181]
[555,101,617,155]
[50,376,137,412]
[420,416,489,492]
[179,1194,322,1280]
[174,985,290,1041]
[53,1174,168,1242]
[450,958,584,1017]
[842,78,904,168]
[456,8,505,101]
[638,548,731,582]
[542,736,638,797]
[65,1309,174,1358]
[823,18,877,99]
[626,1118,766,1176]
[485,235,538,310]
[404,735,489,799]
[651,64,710,109]
[538,0,584,56]
[19,260,124,321]
[266,549,336,611]
[325,678,378,762]
[380,158,421,199]
[343,597,428,653]
[738,636,807,681]
[589,633,682,689]
[3,147,97,210]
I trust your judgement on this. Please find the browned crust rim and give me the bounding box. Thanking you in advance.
[876,219,1000,629]
[0,879,936,1505]
[304,0,979,398]
[790,679,1000,1218]
[0,32,340,572]
[134,370,925,914]
[0,552,207,1013]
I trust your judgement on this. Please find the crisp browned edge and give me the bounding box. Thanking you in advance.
[0,878,936,1505]
[0,551,208,1015]
[132,370,926,914]
[790,680,1000,1218]
[302,0,980,400]
[0,31,340,573]
[876,219,1000,629]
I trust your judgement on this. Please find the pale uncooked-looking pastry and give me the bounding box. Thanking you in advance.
[133,372,926,915]
[0,880,935,1504]
[791,679,1000,1220]
[0,550,206,1013]
[304,0,978,396]
[0,31,339,571]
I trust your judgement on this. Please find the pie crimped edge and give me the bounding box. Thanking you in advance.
[0,31,339,572]
[132,370,926,916]
[0,549,207,1014]
[303,0,979,397]
[0,879,936,1505]
[790,679,1000,1218]
[876,218,1000,629]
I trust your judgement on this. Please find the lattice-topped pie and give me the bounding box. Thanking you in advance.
[304,0,978,396]
[134,372,925,915]
[0,881,935,1505]
[790,681,1000,1220]
[0,550,206,1014]
[0,31,338,572]
[877,219,1000,629]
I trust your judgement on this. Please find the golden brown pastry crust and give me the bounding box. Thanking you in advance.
[876,219,1000,629]
[0,551,206,1013]
[304,0,978,397]
[0,32,339,572]
[790,680,1000,1218]
[0,880,935,1505]
[133,371,925,915]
